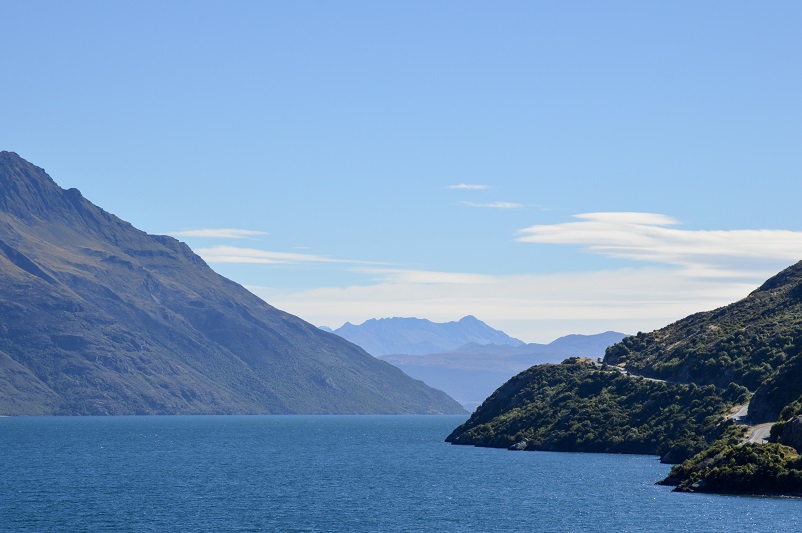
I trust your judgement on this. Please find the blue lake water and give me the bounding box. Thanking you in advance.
[1,415,799,532]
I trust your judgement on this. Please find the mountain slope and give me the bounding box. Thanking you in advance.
[331,315,524,356]
[604,260,802,422]
[0,151,464,415]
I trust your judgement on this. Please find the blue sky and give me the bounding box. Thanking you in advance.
[3,1,802,342]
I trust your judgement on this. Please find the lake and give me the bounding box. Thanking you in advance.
[1,415,799,531]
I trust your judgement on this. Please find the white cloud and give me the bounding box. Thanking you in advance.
[171,228,268,239]
[445,183,491,190]
[355,267,496,285]
[461,201,525,209]
[517,212,802,279]
[195,245,354,265]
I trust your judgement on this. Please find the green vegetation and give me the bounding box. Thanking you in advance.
[662,442,802,495]
[603,263,802,424]
[446,359,748,463]
[750,353,802,422]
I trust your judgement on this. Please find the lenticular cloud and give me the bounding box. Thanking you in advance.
[517,212,802,278]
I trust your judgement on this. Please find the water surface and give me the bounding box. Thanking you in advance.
[1,415,798,531]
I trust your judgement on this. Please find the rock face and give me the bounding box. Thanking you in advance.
[780,416,802,452]
[0,151,465,415]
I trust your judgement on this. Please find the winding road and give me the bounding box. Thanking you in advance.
[726,402,773,444]
[595,361,774,447]
[745,423,773,444]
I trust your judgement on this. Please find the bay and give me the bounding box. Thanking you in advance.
[0,415,798,532]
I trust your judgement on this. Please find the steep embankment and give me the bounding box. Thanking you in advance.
[0,151,465,415]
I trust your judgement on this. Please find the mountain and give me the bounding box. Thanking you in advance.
[380,332,626,410]
[0,152,465,415]
[447,261,802,495]
[330,315,524,356]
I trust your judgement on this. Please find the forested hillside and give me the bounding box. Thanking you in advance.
[448,261,802,495]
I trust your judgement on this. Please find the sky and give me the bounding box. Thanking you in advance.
[2,1,802,342]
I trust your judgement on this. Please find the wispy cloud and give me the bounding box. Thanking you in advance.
[517,212,802,279]
[195,245,350,265]
[355,267,496,285]
[445,183,491,190]
[171,228,268,239]
[461,201,526,209]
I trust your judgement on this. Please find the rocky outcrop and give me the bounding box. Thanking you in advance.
[779,416,802,453]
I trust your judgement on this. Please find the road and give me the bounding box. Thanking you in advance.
[728,403,750,423]
[745,423,773,444]
[723,403,776,444]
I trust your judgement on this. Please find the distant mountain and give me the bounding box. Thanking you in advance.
[0,152,465,415]
[331,315,524,356]
[547,331,629,356]
[380,332,627,410]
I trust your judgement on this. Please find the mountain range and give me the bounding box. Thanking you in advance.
[379,331,626,410]
[328,315,524,356]
[0,151,465,415]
